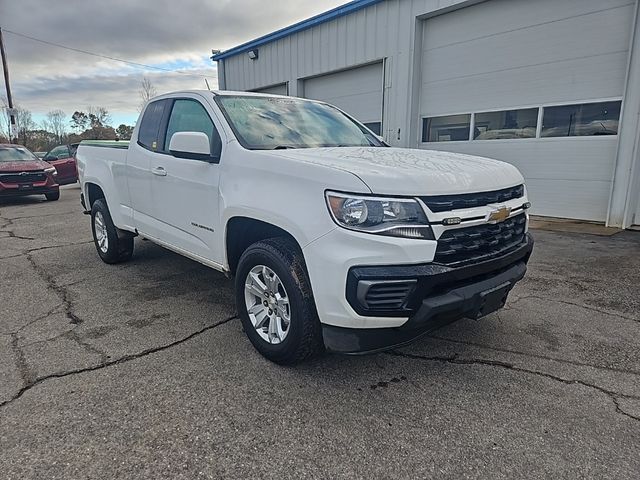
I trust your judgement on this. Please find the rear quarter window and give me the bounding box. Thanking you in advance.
[138,100,168,150]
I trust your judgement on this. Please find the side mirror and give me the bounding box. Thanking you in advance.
[168,131,215,162]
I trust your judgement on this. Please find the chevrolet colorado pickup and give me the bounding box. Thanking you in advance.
[77,90,533,364]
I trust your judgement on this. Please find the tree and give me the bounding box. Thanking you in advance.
[115,124,134,140]
[70,111,89,132]
[44,109,67,144]
[1,100,51,148]
[138,77,157,111]
[14,107,37,149]
[28,129,58,151]
[71,107,111,133]
[87,106,112,128]
[1,95,13,141]
[83,125,116,140]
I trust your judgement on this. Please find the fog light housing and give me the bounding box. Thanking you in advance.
[356,279,417,311]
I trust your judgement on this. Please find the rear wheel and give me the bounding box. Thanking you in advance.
[90,198,134,264]
[45,191,60,201]
[235,237,323,364]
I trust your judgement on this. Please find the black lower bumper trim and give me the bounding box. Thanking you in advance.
[325,234,533,354]
[0,187,59,197]
[346,234,534,317]
[323,313,459,355]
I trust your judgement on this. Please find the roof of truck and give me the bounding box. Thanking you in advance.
[150,90,312,101]
[213,90,290,97]
[154,89,290,97]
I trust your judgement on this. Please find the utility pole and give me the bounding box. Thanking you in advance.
[0,27,16,143]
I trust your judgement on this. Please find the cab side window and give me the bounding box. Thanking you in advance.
[138,99,168,151]
[164,99,222,158]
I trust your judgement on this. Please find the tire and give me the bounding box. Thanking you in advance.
[90,198,134,264]
[45,191,60,201]
[235,237,324,365]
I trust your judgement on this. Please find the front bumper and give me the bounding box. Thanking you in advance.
[0,184,59,197]
[0,171,59,198]
[322,233,533,353]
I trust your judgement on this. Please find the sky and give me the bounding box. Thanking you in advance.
[0,0,345,128]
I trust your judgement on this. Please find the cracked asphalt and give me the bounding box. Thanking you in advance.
[1,185,639,479]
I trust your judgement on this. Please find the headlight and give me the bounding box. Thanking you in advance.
[44,167,57,175]
[326,191,434,239]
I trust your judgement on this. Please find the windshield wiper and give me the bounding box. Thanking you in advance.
[272,145,297,150]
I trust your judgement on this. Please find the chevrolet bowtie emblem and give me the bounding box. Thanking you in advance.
[487,205,511,224]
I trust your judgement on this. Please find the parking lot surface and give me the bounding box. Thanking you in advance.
[1,186,639,479]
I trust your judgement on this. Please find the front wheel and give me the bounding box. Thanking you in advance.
[235,237,323,365]
[90,198,134,264]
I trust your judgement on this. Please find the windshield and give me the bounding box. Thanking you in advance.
[0,145,38,162]
[215,95,383,150]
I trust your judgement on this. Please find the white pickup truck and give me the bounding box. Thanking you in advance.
[77,90,533,364]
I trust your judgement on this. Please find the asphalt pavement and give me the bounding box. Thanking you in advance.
[1,185,639,479]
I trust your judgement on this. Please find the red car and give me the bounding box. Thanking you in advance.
[0,144,60,201]
[42,143,79,185]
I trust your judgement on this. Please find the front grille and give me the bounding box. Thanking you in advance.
[420,184,524,213]
[0,172,47,184]
[435,214,527,265]
[358,280,416,311]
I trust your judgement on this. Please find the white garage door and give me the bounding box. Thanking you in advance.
[418,0,634,222]
[304,62,383,134]
[251,83,288,95]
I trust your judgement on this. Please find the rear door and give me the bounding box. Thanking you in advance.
[148,96,224,264]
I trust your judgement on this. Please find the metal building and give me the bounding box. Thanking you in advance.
[213,0,640,228]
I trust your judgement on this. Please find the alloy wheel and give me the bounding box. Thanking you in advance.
[244,265,291,344]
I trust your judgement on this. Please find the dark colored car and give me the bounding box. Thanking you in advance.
[0,144,60,201]
[42,143,79,185]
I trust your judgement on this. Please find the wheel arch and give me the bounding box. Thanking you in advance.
[225,216,304,276]
[85,182,106,208]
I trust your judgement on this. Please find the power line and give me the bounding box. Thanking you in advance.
[1,28,215,80]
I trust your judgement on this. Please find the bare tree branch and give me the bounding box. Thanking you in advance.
[138,77,157,112]
[45,109,67,144]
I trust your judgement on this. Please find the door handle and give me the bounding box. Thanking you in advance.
[152,166,167,176]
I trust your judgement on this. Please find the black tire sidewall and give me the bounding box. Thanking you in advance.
[235,243,310,362]
[91,199,122,264]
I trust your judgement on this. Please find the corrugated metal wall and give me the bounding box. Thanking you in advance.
[416,0,634,221]
[419,0,633,115]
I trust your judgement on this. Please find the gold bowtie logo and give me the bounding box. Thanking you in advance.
[487,206,511,224]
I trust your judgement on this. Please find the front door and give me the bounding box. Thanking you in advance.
[149,97,224,264]
[127,98,171,235]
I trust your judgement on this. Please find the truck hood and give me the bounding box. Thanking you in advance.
[265,147,524,195]
[0,160,51,173]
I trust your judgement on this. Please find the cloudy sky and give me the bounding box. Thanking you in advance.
[0,0,345,127]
